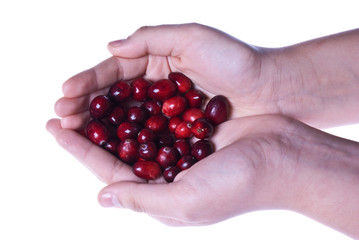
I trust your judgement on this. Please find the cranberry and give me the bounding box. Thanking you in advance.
[173,139,191,156]
[174,121,192,139]
[191,139,214,161]
[103,137,121,155]
[132,160,162,180]
[131,77,151,102]
[118,138,139,164]
[142,100,162,116]
[168,116,182,133]
[137,128,156,144]
[184,89,204,108]
[162,96,187,117]
[127,106,147,124]
[204,95,229,125]
[107,106,126,126]
[145,115,168,133]
[176,155,196,171]
[182,108,205,124]
[86,119,110,146]
[191,118,214,139]
[89,95,112,119]
[163,166,180,183]
[168,72,192,94]
[156,146,179,169]
[147,79,176,101]
[108,80,132,103]
[138,141,158,160]
[117,122,141,140]
[156,133,174,147]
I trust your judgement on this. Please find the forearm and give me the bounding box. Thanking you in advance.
[262,29,359,128]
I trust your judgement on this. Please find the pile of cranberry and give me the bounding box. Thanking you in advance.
[85,72,229,182]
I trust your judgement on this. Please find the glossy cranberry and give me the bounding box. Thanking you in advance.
[176,155,196,171]
[156,146,179,169]
[142,100,162,116]
[139,141,158,160]
[103,138,121,155]
[127,106,147,124]
[89,95,112,119]
[108,80,132,103]
[204,95,229,125]
[168,72,192,94]
[145,115,168,133]
[132,160,162,180]
[162,96,187,117]
[156,133,174,147]
[107,106,126,126]
[174,121,192,139]
[163,166,180,183]
[118,138,139,164]
[191,118,214,139]
[182,108,205,124]
[137,128,156,144]
[86,119,110,146]
[147,79,176,102]
[191,139,214,161]
[131,77,151,102]
[168,116,182,133]
[117,122,141,140]
[173,139,191,156]
[184,89,204,108]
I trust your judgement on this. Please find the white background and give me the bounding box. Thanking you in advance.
[0,0,358,239]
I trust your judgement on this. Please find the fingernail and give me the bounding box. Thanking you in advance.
[99,193,122,208]
[108,39,126,47]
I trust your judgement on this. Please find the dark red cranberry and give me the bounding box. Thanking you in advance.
[173,139,191,156]
[132,160,162,180]
[117,122,141,140]
[147,79,176,102]
[162,96,187,117]
[174,121,192,139]
[131,77,151,102]
[191,118,214,139]
[108,80,132,103]
[103,138,121,155]
[191,139,214,161]
[127,106,147,124]
[176,155,196,171]
[185,89,204,108]
[156,146,179,169]
[156,133,174,147]
[204,95,229,125]
[138,141,158,160]
[86,119,110,146]
[141,100,162,116]
[118,138,139,164]
[107,106,126,126]
[168,72,192,94]
[145,115,168,133]
[89,95,112,119]
[137,128,156,144]
[182,108,205,124]
[163,166,180,183]
[168,116,182,134]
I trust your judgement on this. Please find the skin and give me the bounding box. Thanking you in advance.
[47,23,359,238]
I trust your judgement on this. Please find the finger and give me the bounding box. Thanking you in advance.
[46,118,144,184]
[62,56,148,98]
[55,96,89,117]
[60,111,89,130]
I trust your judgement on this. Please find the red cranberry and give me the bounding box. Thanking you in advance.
[145,115,168,133]
[89,95,112,119]
[173,139,191,156]
[147,79,176,102]
[138,141,158,160]
[117,122,141,140]
[107,106,126,126]
[184,89,204,108]
[174,121,192,139]
[108,80,132,103]
[168,72,192,94]
[191,118,214,139]
[103,138,121,155]
[86,119,110,146]
[132,160,162,180]
[118,138,139,164]
[142,100,162,116]
[137,128,156,144]
[156,133,174,147]
[131,77,151,102]
[127,106,147,124]
[168,116,182,134]
[163,166,180,183]
[156,146,179,169]
[176,155,196,171]
[162,96,187,117]
[204,95,229,125]
[182,108,205,124]
[191,139,214,161]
